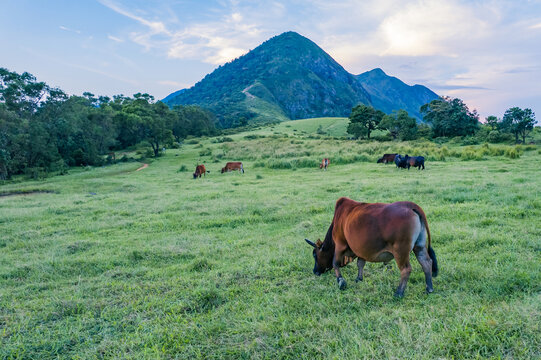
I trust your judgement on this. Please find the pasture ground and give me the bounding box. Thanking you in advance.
[1,120,540,359]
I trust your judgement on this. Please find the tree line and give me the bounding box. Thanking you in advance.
[0,68,217,180]
[347,96,537,143]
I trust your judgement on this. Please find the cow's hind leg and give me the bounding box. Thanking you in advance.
[356,258,366,282]
[333,245,348,290]
[394,255,412,298]
[414,246,433,293]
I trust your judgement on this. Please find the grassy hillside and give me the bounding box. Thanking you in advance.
[1,127,540,359]
[232,117,350,138]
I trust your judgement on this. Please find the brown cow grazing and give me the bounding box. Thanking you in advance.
[320,158,330,170]
[193,164,208,179]
[305,197,438,297]
[377,153,398,164]
[221,162,244,173]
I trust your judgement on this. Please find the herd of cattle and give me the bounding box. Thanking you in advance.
[193,153,425,178]
[378,153,425,170]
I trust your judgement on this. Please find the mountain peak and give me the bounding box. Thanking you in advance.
[164,31,371,127]
[369,68,387,76]
[356,69,438,120]
[163,32,437,126]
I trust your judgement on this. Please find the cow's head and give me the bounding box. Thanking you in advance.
[193,172,197,179]
[305,238,333,276]
[221,167,225,173]
[377,157,383,163]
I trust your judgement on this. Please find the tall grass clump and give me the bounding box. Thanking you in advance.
[505,147,520,159]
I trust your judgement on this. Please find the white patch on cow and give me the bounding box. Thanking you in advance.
[411,215,423,251]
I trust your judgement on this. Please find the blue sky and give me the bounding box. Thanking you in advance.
[2,0,541,120]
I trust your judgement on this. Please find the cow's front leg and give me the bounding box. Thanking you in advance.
[333,247,347,290]
[356,258,366,282]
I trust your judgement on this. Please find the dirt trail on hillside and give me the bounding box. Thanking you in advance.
[135,163,149,171]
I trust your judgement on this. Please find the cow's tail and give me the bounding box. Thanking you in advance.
[412,206,438,277]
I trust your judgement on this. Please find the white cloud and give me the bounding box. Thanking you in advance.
[59,25,81,34]
[379,1,488,57]
[98,0,269,64]
[107,35,123,42]
[98,0,170,35]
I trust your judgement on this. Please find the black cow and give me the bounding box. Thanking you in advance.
[405,155,425,170]
[395,154,407,169]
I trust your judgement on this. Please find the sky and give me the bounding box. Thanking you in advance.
[1,0,541,120]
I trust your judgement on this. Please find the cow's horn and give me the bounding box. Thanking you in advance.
[305,239,316,248]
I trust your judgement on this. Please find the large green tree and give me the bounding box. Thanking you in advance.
[379,110,418,140]
[501,107,536,144]
[171,105,216,141]
[420,96,479,137]
[485,115,499,131]
[121,94,174,157]
[347,104,385,139]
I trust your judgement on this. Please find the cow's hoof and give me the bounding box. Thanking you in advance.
[337,277,347,290]
[394,291,404,298]
[426,287,434,294]
[355,276,363,283]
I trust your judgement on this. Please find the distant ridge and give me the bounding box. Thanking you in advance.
[356,68,438,120]
[162,88,186,103]
[163,31,438,127]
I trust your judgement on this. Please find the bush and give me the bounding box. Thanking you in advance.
[244,134,264,140]
[462,136,479,145]
[51,159,69,175]
[487,130,513,143]
[186,139,199,144]
[460,148,483,161]
[372,132,393,142]
[519,144,536,152]
[216,137,234,143]
[505,147,520,159]
[25,167,47,180]
[417,124,432,139]
[440,146,450,156]
[178,165,189,172]
[434,137,450,144]
[199,148,212,156]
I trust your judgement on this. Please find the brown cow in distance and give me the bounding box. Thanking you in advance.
[221,162,244,173]
[193,164,208,178]
[377,153,398,164]
[320,158,330,170]
[305,197,438,297]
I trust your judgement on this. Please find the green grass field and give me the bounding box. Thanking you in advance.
[1,119,540,359]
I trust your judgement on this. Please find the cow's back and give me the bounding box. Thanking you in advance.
[333,198,420,261]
